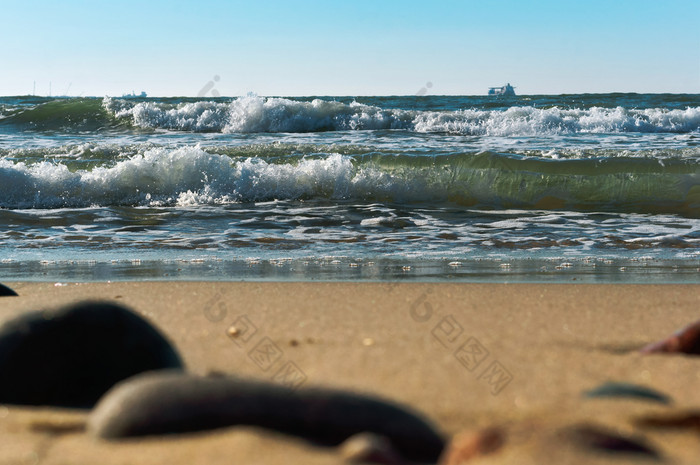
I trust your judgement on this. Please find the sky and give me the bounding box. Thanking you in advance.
[2,0,699,96]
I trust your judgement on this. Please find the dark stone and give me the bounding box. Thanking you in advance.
[0,301,183,408]
[0,283,17,296]
[640,319,700,355]
[560,424,660,459]
[88,372,445,463]
[583,382,671,405]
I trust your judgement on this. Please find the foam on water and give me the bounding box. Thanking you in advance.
[0,147,369,208]
[0,147,441,208]
[103,95,414,133]
[1,146,697,215]
[102,95,700,135]
[413,106,700,135]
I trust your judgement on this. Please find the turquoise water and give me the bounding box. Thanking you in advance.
[1,94,698,282]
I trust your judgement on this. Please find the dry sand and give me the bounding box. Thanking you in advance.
[0,282,698,464]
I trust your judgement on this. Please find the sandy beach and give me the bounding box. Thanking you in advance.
[0,281,699,464]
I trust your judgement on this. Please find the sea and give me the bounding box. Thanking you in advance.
[0,93,698,283]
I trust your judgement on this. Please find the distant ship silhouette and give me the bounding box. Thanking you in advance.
[488,83,516,96]
[122,91,147,98]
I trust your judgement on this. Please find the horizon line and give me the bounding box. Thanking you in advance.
[3,91,700,99]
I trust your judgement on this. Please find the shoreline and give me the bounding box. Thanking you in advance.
[1,255,698,284]
[1,282,699,463]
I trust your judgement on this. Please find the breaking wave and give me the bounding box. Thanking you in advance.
[1,146,697,215]
[105,95,700,135]
[3,96,699,135]
[103,95,413,132]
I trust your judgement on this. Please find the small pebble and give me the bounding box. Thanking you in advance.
[583,382,671,405]
[641,319,700,355]
[227,326,240,338]
[634,411,700,431]
[29,419,86,435]
[439,427,505,465]
[559,424,659,458]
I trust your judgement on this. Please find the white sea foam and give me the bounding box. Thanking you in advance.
[103,96,700,135]
[104,95,413,133]
[0,146,423,208]
[224,95,412,133]
[1,145,694,210]
[104,98,231,132]
[413,106,700,135]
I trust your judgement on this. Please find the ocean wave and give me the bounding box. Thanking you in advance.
[103,95,413,133]
[1,146,697,215]
[3,96,700,135]
[0,98,118,131]
[413,105,700,135]
[103,98,230,132]
[105,95,700,135]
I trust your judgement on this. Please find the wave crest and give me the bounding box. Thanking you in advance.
[1,146,697,215]
[102,95,700,135]
[3,96,698,135]
[103,95,413,133]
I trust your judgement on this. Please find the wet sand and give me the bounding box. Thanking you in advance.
[0,282,698,464]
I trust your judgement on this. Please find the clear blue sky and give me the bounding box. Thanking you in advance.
[2,0,699,96]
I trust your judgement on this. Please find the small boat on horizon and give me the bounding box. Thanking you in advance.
[122,91,147,98]
[488,83,516,96]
